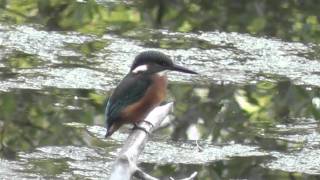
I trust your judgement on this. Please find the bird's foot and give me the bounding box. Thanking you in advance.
[132,124,150,135]
[140,120,154,128]
[132,121,154,135]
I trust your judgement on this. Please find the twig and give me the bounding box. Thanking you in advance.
[134,168,158,180]
[170,172,198,180]
[196,140,203,152]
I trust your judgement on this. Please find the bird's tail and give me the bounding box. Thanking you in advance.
[105,122,116,138]
[105,131,112,138]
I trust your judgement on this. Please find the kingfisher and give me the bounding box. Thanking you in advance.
[105,51,197,138]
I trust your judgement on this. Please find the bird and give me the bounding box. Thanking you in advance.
[104,51,197,138]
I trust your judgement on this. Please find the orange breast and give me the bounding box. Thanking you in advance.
[121,74,167,123]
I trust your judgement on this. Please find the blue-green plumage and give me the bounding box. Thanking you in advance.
[105,73,151,136]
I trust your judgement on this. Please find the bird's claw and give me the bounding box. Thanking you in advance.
[132,121,154,135]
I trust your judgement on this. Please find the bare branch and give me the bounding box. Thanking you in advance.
[109,103,173,180]
[109,102,198,180]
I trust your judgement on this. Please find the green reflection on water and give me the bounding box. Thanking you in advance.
[0,81,319,178]
[67,40,108,58]
[3,51,43,69]
[141,157,320,180]
[165,81,319,147]
[0,88,105,159]
[28,158,69,177]
[0,0,319,42]
[0,81,319,157]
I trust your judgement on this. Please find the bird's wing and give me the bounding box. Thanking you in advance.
[105,74,151,125]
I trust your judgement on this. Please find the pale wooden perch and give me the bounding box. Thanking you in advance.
[109,102,198,180]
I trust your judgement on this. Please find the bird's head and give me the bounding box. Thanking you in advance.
[130,51,198,75]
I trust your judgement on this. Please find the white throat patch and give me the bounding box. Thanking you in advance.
[132,65,148,73]
[157,70,168,76]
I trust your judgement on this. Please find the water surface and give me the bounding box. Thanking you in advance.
[0,0,320,179]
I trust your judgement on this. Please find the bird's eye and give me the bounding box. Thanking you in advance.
[160,62,167,66]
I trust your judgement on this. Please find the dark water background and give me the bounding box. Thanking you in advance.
[0,0,320,179]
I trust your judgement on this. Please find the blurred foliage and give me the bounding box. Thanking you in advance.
[0,0,140,34]
[0,0,319,42]
[139,0,320,43]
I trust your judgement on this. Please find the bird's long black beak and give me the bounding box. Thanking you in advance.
[171,64,198,74]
